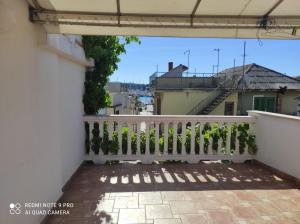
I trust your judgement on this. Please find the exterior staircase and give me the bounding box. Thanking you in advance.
[187,75,237,115]
[187,84,235,115]
[200,89,233,115]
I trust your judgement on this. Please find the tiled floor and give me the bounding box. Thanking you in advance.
[46,162,300,224]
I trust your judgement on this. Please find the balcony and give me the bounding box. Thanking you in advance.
[45,111,300,224]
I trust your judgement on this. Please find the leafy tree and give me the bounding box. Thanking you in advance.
[82,36,140,115]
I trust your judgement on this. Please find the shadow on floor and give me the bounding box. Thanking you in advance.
[63,161,297,195]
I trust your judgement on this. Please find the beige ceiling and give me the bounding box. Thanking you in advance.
[28,0,300,39]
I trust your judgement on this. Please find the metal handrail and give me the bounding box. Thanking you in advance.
[187,86,222,115]
[187,75,237,115]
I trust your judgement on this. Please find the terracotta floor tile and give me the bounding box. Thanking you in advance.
[289,211,300,223]
[196,198,224,210]
[248,201,279,216]
[114,196,138,209]
[89,215,112,224]
[169,201,202,214]
[118,208,145,224]
[208,210,236,224]
[183,191,206,200]
[231,206,258,220]
[154,219,182,224]
[251,190,281,200]
[234,191,258,201]
[146,204,173,219]
[269,216,299,224]
[110,192,133,197]
[45,163,300,224]
[139,192,163,205]
[179,214,210,224]
[93,199,115,214]
[273,199,300,212]
[161,191,187,201]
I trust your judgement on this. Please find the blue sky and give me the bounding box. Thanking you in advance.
[110,37,300,84]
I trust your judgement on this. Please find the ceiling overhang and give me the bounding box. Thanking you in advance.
[28,0,300,39]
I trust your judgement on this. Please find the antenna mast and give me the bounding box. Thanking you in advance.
[184,50,190,76]
[214,48,221,75]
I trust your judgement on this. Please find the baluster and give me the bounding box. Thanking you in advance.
[199,123,204,155]
[217,123,222,155]
[235,122,240,156]
[108,121,113,141]
[145,122,150,155]
[155,122,160,155]
[136,122,141,155]
[99,122,104,138]
[99,121,104,156]
[181,122,186,155]
[127,122,132,155]
[191,122,195,155]
[173,122,178,155]
[89,121,94,155]
[118,122,122,155]
[164,122,169,155]
[208,123,213,155]
[226,123,232,155]
[245,122,252,156]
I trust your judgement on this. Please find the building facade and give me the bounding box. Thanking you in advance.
[151,63,300,116]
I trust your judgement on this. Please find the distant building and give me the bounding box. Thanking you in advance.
[151,63,300,116]
[100,82,136,115]
[149,62,188,84]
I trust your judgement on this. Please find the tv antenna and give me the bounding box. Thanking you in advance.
[214,48,221,75]
[184,50,190,76]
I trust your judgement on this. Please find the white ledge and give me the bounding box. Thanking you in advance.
[84,115,255,123]
[248,110,300,122]
[40,44,94,67]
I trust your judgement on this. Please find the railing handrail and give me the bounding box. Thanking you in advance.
[187,86,222,115]
[84,115,256,123]
[186,75,238,115]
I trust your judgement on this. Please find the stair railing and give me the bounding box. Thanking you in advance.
[187,74,236,115]
[187,86,222,115]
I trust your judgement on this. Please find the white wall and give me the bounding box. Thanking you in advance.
[249,111,300,180]
[0,0,87,223]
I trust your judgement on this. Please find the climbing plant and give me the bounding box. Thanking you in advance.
[82,36,140,115]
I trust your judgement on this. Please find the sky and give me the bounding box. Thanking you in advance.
[110,37,300,84]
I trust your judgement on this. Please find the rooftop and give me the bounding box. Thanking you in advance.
[219,63,300,90]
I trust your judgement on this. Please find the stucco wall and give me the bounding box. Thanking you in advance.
[155,90,238,115]
[210,92,238,115]
[281,91,300,115]
[156,90,211,115]
[0,1,86,223]
[249,111,300,180]
[238,91,300,115]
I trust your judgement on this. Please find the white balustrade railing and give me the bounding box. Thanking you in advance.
[83,115,256,164]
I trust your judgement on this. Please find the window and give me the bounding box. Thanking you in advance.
[253,96,275,112]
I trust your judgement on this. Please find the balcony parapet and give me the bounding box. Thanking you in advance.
[83,115,256,164]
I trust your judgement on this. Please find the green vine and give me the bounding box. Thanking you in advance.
[82,36,140,115]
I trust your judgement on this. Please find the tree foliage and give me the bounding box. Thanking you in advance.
[82,36,140,115]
